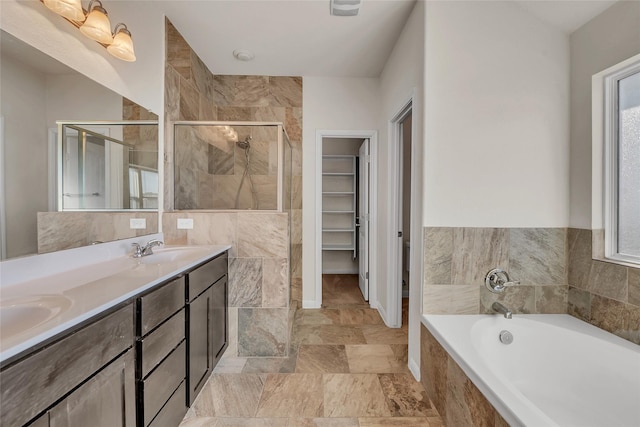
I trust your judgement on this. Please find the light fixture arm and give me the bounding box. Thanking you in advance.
[86,0,105,13]
[112,23,130,36]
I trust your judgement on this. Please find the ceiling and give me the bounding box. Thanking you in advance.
[156,0,618,78]
[4,1,619,79]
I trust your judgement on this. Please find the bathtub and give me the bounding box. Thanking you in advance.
[422,314,640,427]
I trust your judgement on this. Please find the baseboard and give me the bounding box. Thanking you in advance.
[321,268,359,275]
[408,357,420,381]
[302,300,321,309]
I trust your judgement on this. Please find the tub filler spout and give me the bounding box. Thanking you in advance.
[492,302,512,319]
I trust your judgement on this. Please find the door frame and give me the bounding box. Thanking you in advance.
[315,129,378,308]
[387,96,413,329]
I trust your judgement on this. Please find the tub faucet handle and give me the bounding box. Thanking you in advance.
[485,268,520,293]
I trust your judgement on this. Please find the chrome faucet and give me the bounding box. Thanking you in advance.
[131,239,164,258]
[492,302,512,319]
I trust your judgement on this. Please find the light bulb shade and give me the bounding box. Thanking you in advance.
[79,6,113,44]
[43,0,85,22]
[107,25,136,61]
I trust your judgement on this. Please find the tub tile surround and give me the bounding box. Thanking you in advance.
[420,325,510,427]
[163,212,291,356]
[567,228,640,344]
[423,227,569,315]
[164,19,303,284]
[423,226,640,343]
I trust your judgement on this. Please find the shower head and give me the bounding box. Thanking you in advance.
[237,136,252,150]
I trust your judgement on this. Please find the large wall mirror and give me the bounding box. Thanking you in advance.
[0,30,159,260]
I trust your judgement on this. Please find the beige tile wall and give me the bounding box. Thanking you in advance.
[420,324,510,426]
[567,228,640,344]
[164,20,303,285]
[163,211,290,357]
[422,227,568,315]
[37,212,158,254]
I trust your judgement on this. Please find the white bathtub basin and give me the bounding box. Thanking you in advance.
[423,314,640,427]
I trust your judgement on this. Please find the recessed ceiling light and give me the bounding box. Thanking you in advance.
[330,0,361,16]
[233,49,255,62]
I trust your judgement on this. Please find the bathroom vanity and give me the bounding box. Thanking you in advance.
[0,241,229,427]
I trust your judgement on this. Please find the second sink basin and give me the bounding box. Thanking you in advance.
[135,246,206,265]
[0,295,72,338]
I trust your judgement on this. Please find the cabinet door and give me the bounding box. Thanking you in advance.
[188,286,212,404]
[49,349,135,427]
[211,276,227,360]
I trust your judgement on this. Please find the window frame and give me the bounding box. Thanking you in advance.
[602,59,640,265]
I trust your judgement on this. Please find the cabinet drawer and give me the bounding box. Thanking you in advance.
[148,381,187,427]
[188,254,227,301]
[142,340,186,425]
[0,304,134,427]
[140,277,185,335]
[140,309,185,378]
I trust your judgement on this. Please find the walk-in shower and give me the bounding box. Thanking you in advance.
[173,122,291,211]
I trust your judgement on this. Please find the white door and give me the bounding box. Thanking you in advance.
[358,139,370,300]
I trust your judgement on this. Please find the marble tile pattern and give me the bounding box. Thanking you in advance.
[422,227,569,315]
[567,228,640,344]
[163,211,291,355]
[37,212,158,254]
[420,325,510,427]
[164,19,303,280]
[183,275,444,426]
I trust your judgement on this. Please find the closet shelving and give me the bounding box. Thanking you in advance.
[322,155,356,258]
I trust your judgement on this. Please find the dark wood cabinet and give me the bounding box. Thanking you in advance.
[187,253,228,405]
[0,305,135,427]
[1,249,228,427]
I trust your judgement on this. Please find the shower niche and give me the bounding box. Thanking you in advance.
[173,122,291,211]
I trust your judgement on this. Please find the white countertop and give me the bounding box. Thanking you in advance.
[0,236,230,364]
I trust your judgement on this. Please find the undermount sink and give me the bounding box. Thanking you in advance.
[135,246,205,265]
[0,295,72,337]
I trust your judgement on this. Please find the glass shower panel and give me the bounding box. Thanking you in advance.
[174,123,280,210]
[283,129,293,212]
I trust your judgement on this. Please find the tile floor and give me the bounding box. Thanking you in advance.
[180,275,444,427]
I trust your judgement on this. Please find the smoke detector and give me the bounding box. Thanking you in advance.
[330,0,361,16]
[233,49,255,62]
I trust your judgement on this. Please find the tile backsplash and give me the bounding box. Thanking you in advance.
[422,227,568,315]
[422,226,640,344]
[567,228,640,344]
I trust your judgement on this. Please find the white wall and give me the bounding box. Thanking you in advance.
[378,0,425,379]
[302,77,380,307]
[46,75,123,127]
[0,0,164,114]
[569,1,640,228]
[423,0,570,228]
[1,56,49,258]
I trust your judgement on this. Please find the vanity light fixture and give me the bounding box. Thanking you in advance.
[107,23,136,62]
[40,0,136,62]
[43,0,85,22]
[79,0,113,44]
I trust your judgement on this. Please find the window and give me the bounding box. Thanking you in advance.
[603,60,640,264]
[129,166,158,209]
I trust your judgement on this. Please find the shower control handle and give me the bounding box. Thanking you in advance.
[485,268,520,293]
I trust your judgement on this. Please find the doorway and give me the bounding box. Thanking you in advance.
[314,130,378,309]
[389,101,413,329]
[321,137,369,303]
